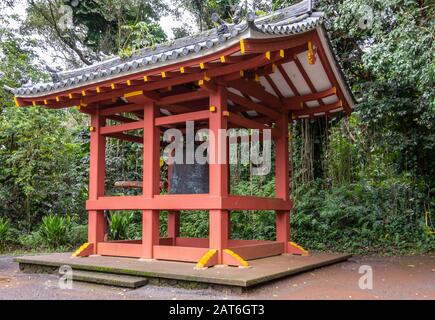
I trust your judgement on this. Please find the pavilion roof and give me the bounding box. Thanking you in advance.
[7,0,355,119]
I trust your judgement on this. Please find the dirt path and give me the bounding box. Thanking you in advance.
[0,254,433,300]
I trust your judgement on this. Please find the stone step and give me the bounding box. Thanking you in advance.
[71,270,148,288]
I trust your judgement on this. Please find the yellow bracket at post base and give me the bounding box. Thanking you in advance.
[72,242,90,257]
[195,249,217,269]
[289,241,309,255]
[223,249,249,267]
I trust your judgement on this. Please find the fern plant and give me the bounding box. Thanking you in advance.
[108,211,135,240]
[38,215,71,248]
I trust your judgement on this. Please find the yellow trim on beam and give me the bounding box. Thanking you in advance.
[180,67,185,74]
[223,249,249,267]
[96,86,101,93]
[44,100,48,105]
[127,80,131,86]
[203,73,211,81]
[13,97,19,107]
[80,101,88,107]
[143,75,148,82]
[195,249,217,269]
[240,70,244,77]
[266,51,271,60]
[111,83,116,90]
[124,90,144,98]
[198,80,204,86]
[209,106,216,112]
[161,71,166,78]
[68,93,73,99]
[89,126,95,132]
[199,62,205,69]
[280,49,285,58]
[32,101,36,106]
[222,111,230,117]
[220,56,226,63]
[56,96,60,102]
[82,90,86,97]
[240,39,245,54]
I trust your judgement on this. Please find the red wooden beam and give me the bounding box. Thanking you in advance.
[227,92,281,119]
[227,112,279,138]
[106,114,137,123]
[207,51,283,79]
[293,100,343,117]
[227,79,284,109]
[155,110,210,126]
[100,120,144,135]
[241,32,313,54]
[84,73,205,105]
[99,103,144,116]
[156,90,209,106]
[106,132,143,144]
[284,87,337,110]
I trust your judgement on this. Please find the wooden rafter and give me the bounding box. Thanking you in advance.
[227,92,280,120]
[293,55,323,106]
[284,87,337,110]
[313,33,352,115]
[292,100,343,117]
[226,79,284,109]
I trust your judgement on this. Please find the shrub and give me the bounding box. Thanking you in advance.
[0,217,11,246]
[108,211,136,240]
[38,215,71,248]
[68,223,88,246]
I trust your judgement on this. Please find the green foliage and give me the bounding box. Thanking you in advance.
[108,211,138,240]
[0,217,11,246]
[38,215,71,248]
[292,179,434,254]
[119,21,166,56]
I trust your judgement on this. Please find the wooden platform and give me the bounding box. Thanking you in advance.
[15,252,351,290]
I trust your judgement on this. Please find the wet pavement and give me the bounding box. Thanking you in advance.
[0,254,434,300]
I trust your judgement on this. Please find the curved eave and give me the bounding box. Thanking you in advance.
[13,25,354,120]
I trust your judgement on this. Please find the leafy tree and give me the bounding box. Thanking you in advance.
[0,16,88,231]
[23,0,168,66]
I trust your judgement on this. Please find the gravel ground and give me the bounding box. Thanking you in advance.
[0,254,433,300]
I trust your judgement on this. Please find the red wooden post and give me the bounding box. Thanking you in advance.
[209,86,229,263]
[88,111,106,254]
[167,212,180,244]
[167,141,180,245]
[275,113,291,253]
[142,101,161,259]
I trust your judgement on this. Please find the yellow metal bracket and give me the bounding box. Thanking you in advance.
[223,249,250,268]
[195,249,218,269]
[72,242,91,257]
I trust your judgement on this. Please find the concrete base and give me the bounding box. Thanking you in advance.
[15,252,351,291]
